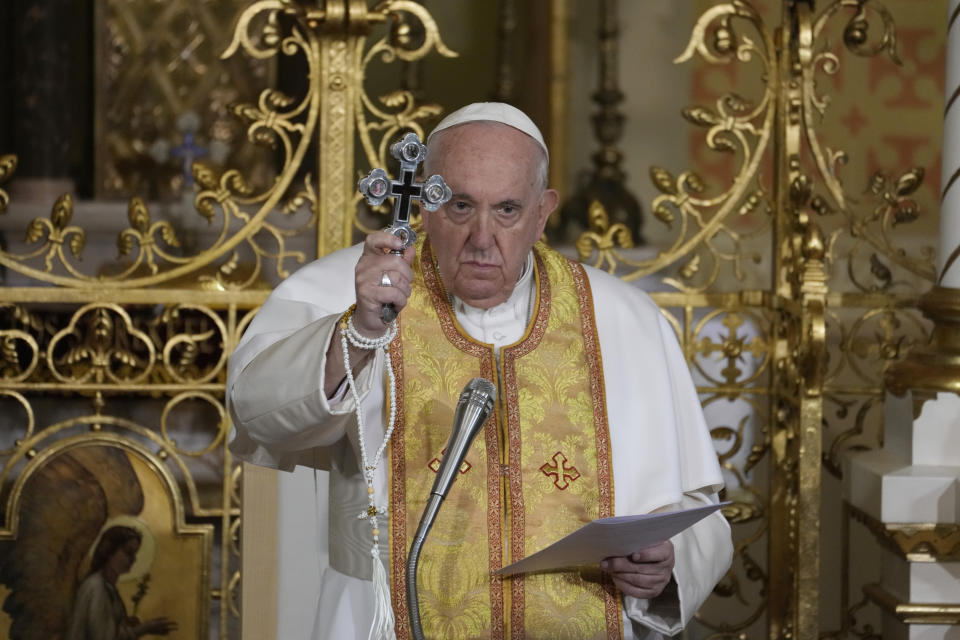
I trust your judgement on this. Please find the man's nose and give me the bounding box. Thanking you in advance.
[467,210,495,248]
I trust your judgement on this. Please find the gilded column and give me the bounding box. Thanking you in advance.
[316,2,367,256]
[770,3,825,637]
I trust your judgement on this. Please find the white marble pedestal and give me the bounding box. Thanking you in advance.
[844,392,960,638]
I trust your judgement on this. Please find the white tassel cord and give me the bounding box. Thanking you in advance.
[341,307,398,640]
[369,546,395,640]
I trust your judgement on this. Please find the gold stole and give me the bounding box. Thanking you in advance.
[388,239,621,640]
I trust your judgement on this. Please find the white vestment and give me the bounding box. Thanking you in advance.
[228,243,732,639]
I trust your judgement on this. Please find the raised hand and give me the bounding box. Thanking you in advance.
[352,231,416,337]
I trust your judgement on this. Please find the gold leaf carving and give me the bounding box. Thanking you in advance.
[264,89,295,109]
[69,234,85,260]
[0,154,15,214]
[722,92,752,114]
[684,172,707,194]
[380,90,411,108]
[251,128,279,149]
[128,197,150,232]
[650,166,678,195]
[713,15,736,55]
[117,234,134,258]
[1,335,22,377]
[232,103,262,124]
[50,194,73,229]
[261,12,281,49]
[710,135,737,153]
[682,106,721,127]
[653,202,675,228]
[219,252,239,276]
[25,220,46,244]
[195,198,216,223]
[407,103,444,122]
[227,172,255,197]
[0,154,17,183]
[894,168,923,197]
[192,163,219,191]
[738,190,764,217]
[867,171,886,195]
[679,254,701,280]
[722,500,764,525]
[892,200,918,226]
[158,222,182,248]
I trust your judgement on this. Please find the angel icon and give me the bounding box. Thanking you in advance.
[63,520,177,639]
[0,444,192,640]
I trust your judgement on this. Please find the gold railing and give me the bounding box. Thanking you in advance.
[0,0,939,638]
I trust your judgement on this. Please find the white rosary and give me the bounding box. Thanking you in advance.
[340,306,398,640]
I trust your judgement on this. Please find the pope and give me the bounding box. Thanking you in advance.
[228,102,733,639]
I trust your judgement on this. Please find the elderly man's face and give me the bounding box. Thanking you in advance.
[423,122,558,309]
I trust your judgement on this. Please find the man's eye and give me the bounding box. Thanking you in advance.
[447,202,473,220]
[496,205,520,222]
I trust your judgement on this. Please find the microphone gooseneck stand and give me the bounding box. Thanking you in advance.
[405,378,496,640]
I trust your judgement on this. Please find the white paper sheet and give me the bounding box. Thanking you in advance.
[496,502,727,576]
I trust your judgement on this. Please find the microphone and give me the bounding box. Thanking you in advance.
[428,378,497,501]
[406,378,496,640]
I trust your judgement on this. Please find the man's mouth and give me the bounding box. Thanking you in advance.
[463,261,498,270]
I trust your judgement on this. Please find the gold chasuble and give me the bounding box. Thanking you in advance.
[388,239,622,639]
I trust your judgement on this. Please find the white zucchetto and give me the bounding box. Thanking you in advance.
[426,102,548,161]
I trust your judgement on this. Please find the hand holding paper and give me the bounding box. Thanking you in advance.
[496,501,727,576]
[600,539,675,599]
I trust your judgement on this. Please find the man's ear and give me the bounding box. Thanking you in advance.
[537,189,560,236]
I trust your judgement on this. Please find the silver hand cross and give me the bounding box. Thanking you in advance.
[358,132,452,323]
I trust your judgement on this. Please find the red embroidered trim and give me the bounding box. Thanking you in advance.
[389,315,410,638]
[568,258,621,638]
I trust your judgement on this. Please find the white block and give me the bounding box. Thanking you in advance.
[911,562,960,602]
[882,466,960,523]
[844,448,908,520]
[844,450,960,523]
[913,393,960,466]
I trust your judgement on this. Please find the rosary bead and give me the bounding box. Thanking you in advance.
[340,306,400,600]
